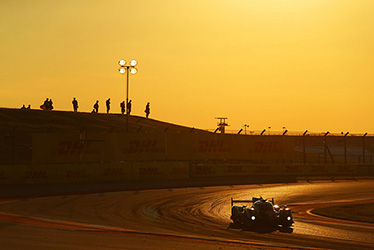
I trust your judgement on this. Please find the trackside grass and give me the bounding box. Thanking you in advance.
[312,203,374,223]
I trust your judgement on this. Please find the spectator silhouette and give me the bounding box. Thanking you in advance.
[72,97,78,112]
[21,105,26,109]
[27,105,31,109]
[120,101,125,115]
[106,98,111,114]
[127,100,132,115]
[145,102,150,118]
[41,98,49,110]
[93,100,99,113]
[48,99,54,110]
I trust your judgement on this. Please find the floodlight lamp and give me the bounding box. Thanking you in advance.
[130,68,138,74]
[119,68,126,74]
[130,59,137,66]
[119,59,126,66]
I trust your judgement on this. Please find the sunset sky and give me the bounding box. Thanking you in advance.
[1,0,373,133]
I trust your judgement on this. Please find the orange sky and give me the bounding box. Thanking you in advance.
[1,0,373,133]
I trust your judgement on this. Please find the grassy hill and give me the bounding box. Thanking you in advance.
[0,108,208,134]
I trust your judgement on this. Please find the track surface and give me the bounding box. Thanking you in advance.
[0,180,373,249]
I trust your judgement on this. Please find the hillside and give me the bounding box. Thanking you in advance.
[0,108,209,134]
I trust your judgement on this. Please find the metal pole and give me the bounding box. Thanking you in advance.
[342,132,349,164]
[303,130,308,165]
[324,138,327,164]
[344,133,347,164]
[324,131,329,164]
[363,133,367,163]
[126,67,129,132]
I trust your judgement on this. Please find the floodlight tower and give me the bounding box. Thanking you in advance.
[118,59,138,132]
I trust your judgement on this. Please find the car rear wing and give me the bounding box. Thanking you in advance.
[231,197,275,206]
[230,197,252,207]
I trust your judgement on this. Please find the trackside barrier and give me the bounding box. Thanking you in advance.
[0,163,372,186]
[97,162,132,182]
[0,165,57,185]
[356,165,374,175]
[132,161,189,180]
[190,164,287,178]
[0,161,190,186]
[189,163,374,178]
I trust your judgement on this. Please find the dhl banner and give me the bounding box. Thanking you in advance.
[32,133,108,164]
[109,133,167,161]
[32,132,297,164]
[191,134,295,161]
[131,161,189,180]
[32,133,168,164]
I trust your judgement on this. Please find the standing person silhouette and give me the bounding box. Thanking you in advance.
[127,100,132,115]
[72,97,78,112]
[106,98,111,114]
[41,98,49,110]
[120,101,125,115]
[93,100,99,113]
[48,99,53,110]
[145,102,150,118]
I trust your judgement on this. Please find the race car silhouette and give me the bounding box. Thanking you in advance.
[230,196,293,227]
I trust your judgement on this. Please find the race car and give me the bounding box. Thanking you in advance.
[230,196,293,227]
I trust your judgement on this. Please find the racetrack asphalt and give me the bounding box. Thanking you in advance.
[0,180,373,250]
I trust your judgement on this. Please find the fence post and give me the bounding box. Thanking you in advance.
[363,133,367,163]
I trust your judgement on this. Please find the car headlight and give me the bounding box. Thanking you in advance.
[251,216,256,221]
[287,216,291,221]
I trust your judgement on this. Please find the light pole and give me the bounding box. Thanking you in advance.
[344,132,349,164]
[363,132,367,163]
[303,130,308,165]
[118,59,138,132]
[324,131,329,164]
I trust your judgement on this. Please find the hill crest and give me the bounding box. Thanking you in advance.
[0,108,208,134]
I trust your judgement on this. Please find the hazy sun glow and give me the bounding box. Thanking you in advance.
[1,0,373,133]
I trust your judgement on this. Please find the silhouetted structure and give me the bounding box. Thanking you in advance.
[106,98,111,114]
[127,100,132,115]
[215,117,228,134]
[72,97,78,112]
[145,102,150,118]
[120,101,125,115]
[93,100,99,113]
